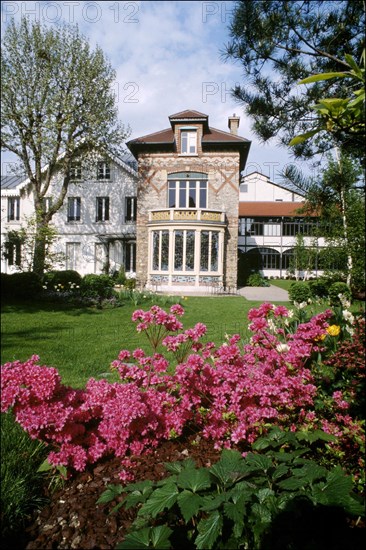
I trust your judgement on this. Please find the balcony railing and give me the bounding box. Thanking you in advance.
[148,208,225,224]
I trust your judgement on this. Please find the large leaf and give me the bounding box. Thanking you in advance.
[209,450,247,486]
[177,467,212,492]
[138,483,178,518]
[177,490,204,522]
[150,525,174,549]
[244,453,272,472]
[195,511,223,549]
[299,72,348,84]
[289,130,318,146]
[96,484,123,505]
[164,458,196,474]
[117,527,151,549]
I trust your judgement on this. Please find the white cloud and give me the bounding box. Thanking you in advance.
[1,0,312,179]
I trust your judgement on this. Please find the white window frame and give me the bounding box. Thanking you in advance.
[7,197,20,221]
[180,130,197,155]
[96,196,110,222]
[66,242,80,270]
[67,197,81,222]
[97,161,111,180]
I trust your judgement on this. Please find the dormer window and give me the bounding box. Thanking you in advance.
[180,130,197,155]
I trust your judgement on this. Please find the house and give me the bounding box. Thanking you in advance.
[1,110,326,287]
[0,153,138,276]
[238,172,326,279]
[127,110,250,292]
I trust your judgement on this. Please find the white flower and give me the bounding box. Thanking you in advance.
[276,343,289,353]
[287,310,294,318]
[342,310,354,324]
[345,325,355,336]
[267,319,276,333]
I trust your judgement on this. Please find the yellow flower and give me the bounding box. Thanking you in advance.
[326,325,341,337]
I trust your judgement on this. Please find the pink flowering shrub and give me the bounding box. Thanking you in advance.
[1,303,364,485]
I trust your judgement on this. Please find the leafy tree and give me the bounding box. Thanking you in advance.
[224,0,365,160]
[290,51,365,159]
[1,17,128,276]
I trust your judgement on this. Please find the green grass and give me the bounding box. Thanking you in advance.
[1,296,269,387]
[268,279,294,291]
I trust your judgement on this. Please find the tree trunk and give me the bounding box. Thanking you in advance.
[32,220,47,277]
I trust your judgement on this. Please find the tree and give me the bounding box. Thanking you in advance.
[224,0,365,160]
[290,51,365,163]
[1,17,128,276]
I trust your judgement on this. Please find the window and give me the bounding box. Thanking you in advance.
[7,197,20,221]
[69,163,82,180]
[5,241,21,266]
[97,161,110,180]
[66,242,80,270]
[181,131,197,154]
[200,231,219,271]
[168,175,207,209]
[240,184,248,193]
[125,196,137,222]
[174,230,195,271]
[96,197,110,222]
[125,242,136,272]
[152,230,169,271]
[67,197,81,221]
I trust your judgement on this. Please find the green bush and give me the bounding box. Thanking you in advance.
[43,270,82,290]
[113,266,127,285]
[246,273,270,287]
[288,281,311,304]
[328,282,352,306]
[81,274,116,300]
[308,278,329,299]
[1,272,42,300]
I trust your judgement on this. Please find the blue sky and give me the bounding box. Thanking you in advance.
[1,0,314,181]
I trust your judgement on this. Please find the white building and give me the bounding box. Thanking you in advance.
[238,172,326,279]
[1,153,138,276]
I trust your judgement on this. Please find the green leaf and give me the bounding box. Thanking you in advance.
[299,72,348,84]
[177,490,203,522]
[292,463,327,483]
[289,130,318,146]
[224,501,245,538]
[116,527,151,549]
[96,484,123,505]
[164,458,196,474]
[138,483,178,518]
[177,467,212,492]
[195,511,223,549]
[296,430,336,444]
[210,449,246,485]
[312,467,355,507]
[245,453,272,472]
[277,476,307,491]
[257,488,275,504]
[150,525,173,549]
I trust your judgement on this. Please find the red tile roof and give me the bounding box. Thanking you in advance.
[169,110,208,119]
[239,202,313,217]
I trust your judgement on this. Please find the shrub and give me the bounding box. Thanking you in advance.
[114,266,126,285]
[328,282,352,306]
[246,272,270,287]
[123,277,136,290]
[308,278,329,299]
[81,274,116,300]
[1,272,42,300]
[42,270,81,289]
[288,281,311,304]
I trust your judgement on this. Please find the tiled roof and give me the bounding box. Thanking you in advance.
[1,175,26,189]
[239,202,312,217]
[169,110,208,119]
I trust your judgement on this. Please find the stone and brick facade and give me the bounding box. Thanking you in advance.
[127,110,251,292]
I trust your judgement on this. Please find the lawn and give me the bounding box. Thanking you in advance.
[1,296,267,387]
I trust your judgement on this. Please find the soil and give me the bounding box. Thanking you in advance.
[20,435,222,550]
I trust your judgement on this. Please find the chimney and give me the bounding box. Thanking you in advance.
[228,113,240,135]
